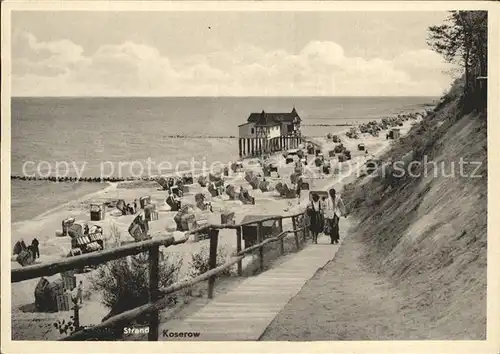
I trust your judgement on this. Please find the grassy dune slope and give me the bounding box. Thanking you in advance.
[343,83,487,338]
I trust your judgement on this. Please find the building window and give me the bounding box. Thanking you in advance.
[251,128,255,134]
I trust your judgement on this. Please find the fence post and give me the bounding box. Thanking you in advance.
[257,222,264,272]
[292,216,299,250]
[236,227,243,276]
[278,218,284,255]
[208,228,220,299]
[72,301,81,333]
[148,246,160,341]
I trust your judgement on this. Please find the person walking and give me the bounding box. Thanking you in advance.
[76,281,84,305]
[296,177,302,204]
[324,188,347,244]
[320,196,327,209]
[307,193,324,244]
[31,238,40,259]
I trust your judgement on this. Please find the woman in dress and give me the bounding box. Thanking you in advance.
[324,188,347,244]
[296,177,303,204]
[307,193,324,244]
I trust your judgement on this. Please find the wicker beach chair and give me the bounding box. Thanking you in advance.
[61,217,76,236]
[34,278,65,313]
[274,182,284,196]
[182,173,194,185]
[198,175,208,187]
[239,190,255,205]
[16,248,35,267]
[157,177,169,190]
[281,183,297,199]
[13,240,25,255]
[262,165,271,177]
[209,172,222,183]
[139,196,151,209]
[208,183,219,197]
[144,204,158,221]
[221,212,235,225]
[334,144,345,154]
[249,176,260,190]
[166,196,181,211]
[174,207,196,231]
[225,184,238,200]
[259,180,270,192]
[128,214,150,242]
[68,223,84,239]
[115,199,127,215]
[244,170,254,183]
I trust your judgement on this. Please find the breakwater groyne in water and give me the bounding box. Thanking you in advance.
[303,124,355,127]
[11,175,140,183]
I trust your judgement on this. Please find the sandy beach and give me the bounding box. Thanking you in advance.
[10,114,421,340]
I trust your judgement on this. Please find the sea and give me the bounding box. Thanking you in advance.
[11,96,437,222]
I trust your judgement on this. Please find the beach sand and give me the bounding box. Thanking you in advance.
[10,117,420,340]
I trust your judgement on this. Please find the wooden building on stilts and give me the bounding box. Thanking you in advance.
[238,107,303,157]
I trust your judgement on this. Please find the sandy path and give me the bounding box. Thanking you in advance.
[260,226,437,341]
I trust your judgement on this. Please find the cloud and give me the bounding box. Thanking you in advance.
[11,32,457,96]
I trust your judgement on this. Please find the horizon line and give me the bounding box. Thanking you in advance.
[11,95,441,99]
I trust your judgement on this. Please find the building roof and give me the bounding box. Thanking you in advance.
[247,107,301,125]
[237,122,255,127]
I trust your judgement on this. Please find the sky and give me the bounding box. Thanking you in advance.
[10,11,458,97]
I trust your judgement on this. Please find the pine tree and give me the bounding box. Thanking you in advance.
[427,11,487,111]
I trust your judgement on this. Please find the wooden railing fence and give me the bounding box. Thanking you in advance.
[11,211,310,341]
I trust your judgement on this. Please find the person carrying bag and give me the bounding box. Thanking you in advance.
[307,193,324,244]
[324,188,347,244]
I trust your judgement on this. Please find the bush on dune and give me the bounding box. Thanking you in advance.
[90,254,182,315]
[89,226,183,330]
[188,245,233,278]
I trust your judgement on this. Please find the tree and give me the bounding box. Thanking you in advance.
[427,11,487,110]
